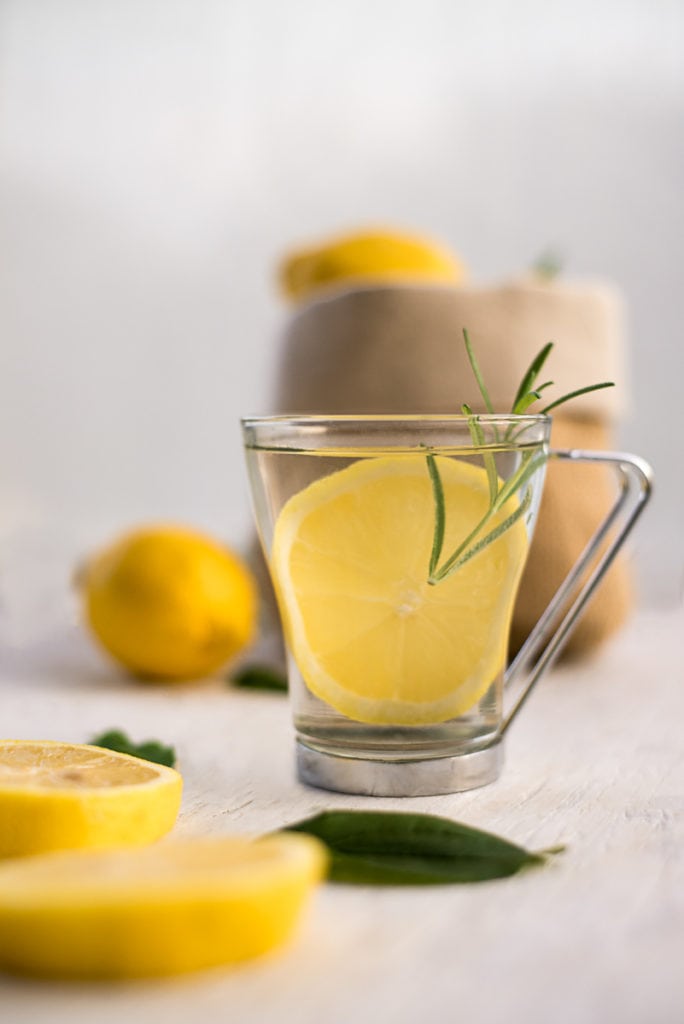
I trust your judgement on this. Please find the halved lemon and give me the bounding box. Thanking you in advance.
[0,834,327,979]
[271,455,528,725]
[0,740,182,858]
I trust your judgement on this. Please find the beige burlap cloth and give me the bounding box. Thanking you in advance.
[254,278,632,663]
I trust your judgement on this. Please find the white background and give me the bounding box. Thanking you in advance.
[1,0,682,609]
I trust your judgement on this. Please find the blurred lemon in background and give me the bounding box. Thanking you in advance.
[280,227,465,302]
[83,526,257,681]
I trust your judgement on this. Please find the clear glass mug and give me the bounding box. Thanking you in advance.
[242,415,652,797]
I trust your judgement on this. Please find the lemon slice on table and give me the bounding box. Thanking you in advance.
[271,456,528,726]
[0,834,327,979]
[0,740,182,858]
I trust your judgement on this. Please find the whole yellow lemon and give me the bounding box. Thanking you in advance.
[280,227,466,302]
[83,526,257,681]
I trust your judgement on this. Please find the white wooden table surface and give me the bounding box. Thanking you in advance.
[1,601,683,1024]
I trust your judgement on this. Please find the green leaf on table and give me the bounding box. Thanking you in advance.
[230,664,288,693]
[89,729,176,768]
[282,810,563,885]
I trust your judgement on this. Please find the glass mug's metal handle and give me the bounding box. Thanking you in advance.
[501,449,653,735]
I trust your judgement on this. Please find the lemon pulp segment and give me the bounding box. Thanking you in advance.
[271,456,528,725]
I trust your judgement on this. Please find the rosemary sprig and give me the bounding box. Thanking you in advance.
[426,332,614,585]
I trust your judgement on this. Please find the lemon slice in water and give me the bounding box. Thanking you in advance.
[271,455,528,725]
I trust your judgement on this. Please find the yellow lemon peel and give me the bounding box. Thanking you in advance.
[84,525,257,681]
[0,740,182,858]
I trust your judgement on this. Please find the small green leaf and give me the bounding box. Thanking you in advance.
[541,381,615,414]
[282,811,562,885]
[230,664,288,692]
[532,250,563,280]
[90,730,176,768]
[512,390,542,415]
[511,342,554,414]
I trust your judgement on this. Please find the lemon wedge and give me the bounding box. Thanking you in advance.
[0,834,327,979]
[271,456,528,725]
[280,228,465,302]
[0,740,182,858]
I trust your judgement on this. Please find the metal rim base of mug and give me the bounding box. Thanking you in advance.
[295,740,504,797]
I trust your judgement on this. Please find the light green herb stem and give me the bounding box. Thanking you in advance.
[541,381,614,414]
[425,451,446,576]
[511,342,554,414]
[462,403,498,504]
[463,329,495,413]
